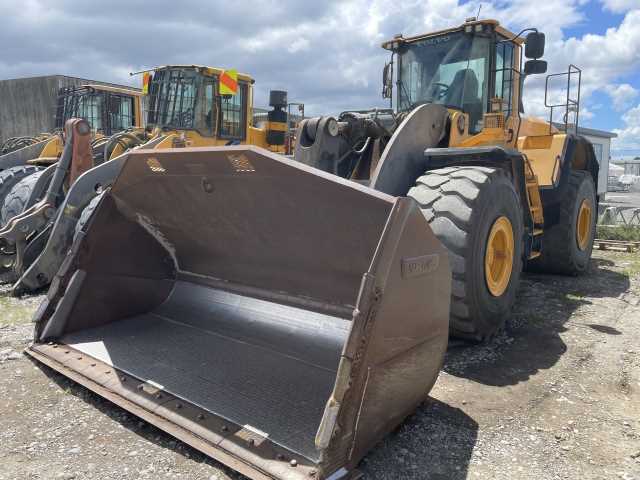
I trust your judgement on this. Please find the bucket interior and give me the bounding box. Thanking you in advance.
[61,281,350,461]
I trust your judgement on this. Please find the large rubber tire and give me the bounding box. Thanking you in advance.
[0,166,43,226]
[1,170,47,226]
[408,166,524,341]
[526,170,596,275]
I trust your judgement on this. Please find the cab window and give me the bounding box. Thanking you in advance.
[398,31,491,133]
[494,40,515,117]
[219,84,246,139]
[108,95,135,132]
[199,78,216,136]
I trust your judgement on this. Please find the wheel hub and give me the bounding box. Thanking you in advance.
[485,216,514,297]
[576,199,592,251]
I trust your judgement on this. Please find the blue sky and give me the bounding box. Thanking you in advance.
[0,0,639,156]
[561,1,638,140]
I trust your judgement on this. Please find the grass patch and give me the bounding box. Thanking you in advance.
[0,287,43,326]
[596,225,640,241]
[622,260,640,278]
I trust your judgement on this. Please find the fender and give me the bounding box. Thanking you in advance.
[422,145,538,258]
[539,134,599,228]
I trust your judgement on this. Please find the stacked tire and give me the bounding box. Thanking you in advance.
[0,166,43,227]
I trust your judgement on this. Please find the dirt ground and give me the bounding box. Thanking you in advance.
[1,250,639,480]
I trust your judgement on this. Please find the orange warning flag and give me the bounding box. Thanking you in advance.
[142,72,151,95]
[219,69,238,96]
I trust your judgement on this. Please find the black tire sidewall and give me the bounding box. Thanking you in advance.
[566,173,596,273]
[1,170,46,225]
[467,174,523,335]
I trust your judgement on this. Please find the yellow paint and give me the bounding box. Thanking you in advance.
[576,199,592,251]
[452,124,508,148]
[39,136,63,159]
[448,111,510,148]
[131,126,284,157]
[519,117,559,137]
[266,122,287,132]
[447,110,470,146]
[485,216,514,297]
[524,159,545,226]
[518,133,567,186]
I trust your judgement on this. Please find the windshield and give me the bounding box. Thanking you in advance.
[398,31,491,132]
[147,69,198,129]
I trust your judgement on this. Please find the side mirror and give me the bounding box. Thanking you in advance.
[525,31,545,59]
[524,59,548,75]
[382,62,393,99]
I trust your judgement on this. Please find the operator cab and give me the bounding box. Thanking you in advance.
[55,85,139,136]
[145,65,249,141]
[383,19,546,138]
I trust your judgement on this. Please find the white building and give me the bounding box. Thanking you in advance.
[576,126,617,197]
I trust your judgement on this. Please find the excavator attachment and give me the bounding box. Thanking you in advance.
[26,146,450,480]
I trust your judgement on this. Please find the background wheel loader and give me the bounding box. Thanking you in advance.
[24,18,596,480]
[294,18,599,341]
[0,65,290,293]
[0,84,144,239]
[0,83,143,169]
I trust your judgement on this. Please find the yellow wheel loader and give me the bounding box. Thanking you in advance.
[0,83,143,170]
[0,84,143,229]
[101,65,290,160]
[1,65,290,292]
[24,19,596,480]
[294,19,598,340]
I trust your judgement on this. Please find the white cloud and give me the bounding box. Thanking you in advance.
[605,83,639,111]
[0,0,637,126]
[600,0,640,13]
[612,103,640,151]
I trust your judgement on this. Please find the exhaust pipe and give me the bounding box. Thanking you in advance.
[27,145,450,480]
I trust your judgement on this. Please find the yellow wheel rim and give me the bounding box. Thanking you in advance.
[485,216,514,297]
[576,199,592,251]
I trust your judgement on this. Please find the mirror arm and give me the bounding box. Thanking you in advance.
[498,27,538,44]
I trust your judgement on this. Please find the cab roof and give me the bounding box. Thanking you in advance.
[151,65,254,83]
[83,84,142,96]
[382,19,523,50]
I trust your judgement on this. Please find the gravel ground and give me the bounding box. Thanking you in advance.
[1,250,639,480]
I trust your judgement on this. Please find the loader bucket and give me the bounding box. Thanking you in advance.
[27,146,450,480]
